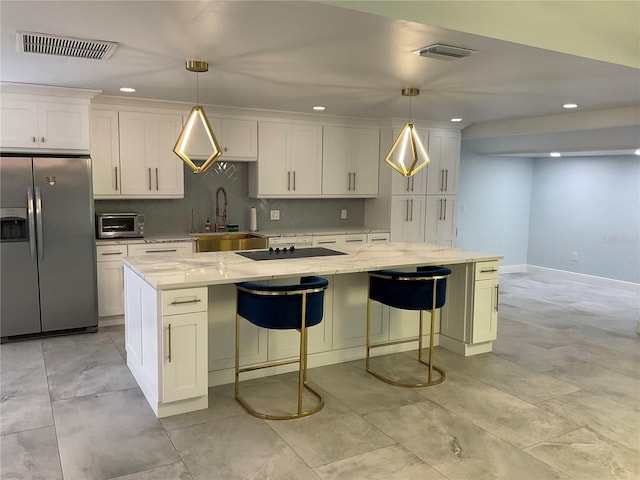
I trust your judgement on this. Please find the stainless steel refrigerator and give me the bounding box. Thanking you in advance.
[0,155,98,339]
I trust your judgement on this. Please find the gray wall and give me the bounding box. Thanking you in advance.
[456,147,533,267]
[458,146,640,283]
[95,162,365,235]
[527,155,640,283]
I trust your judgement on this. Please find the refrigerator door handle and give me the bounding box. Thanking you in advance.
[27,187,37,261]
[35,186,44,260]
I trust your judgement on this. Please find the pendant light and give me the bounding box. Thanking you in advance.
[384,88,430,177]
[173,60,222,174]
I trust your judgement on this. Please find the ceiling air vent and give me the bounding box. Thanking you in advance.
[16,31,118,60]
[412,44,476,61]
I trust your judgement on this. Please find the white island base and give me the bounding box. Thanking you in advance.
[123,242,501,418]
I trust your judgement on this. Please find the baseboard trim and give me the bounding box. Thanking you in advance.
[526,264,640,292]
[499,264,527,274]
[98,315,125,328]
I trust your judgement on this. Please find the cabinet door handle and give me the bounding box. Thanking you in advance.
[346,238,363,243]
[443,198,447,220]
[370,237,387,242]
[411,176,415,192]
[481,268,499,273]
[406,178,411,192]
[101,251,123,256]
[32,136,37,143]
[405,199,410,221]
[170,298,202,305]
[410,198,414,221]
[114,166,118,191]
[317,240,336,244]
[168,323,172,363]
[287,171,291,191]
[353,172,356,190]
[41,136,46,143]
[148,168,152,191]
[293,171,296,191]
[155,168,159,191]
[445,169,449,191]
[347,172,351,191]
[146,248,178,253]
[495,284,499,312]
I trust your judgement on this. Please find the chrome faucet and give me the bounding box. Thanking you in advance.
[214,186,227,232]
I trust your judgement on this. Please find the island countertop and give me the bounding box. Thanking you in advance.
[123,242,503,290]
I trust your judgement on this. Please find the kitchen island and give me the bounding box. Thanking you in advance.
[123,242,502,417]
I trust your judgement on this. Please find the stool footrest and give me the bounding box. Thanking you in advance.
[238,357,299,374]
[366,363,446,388]
[235,380,325,420]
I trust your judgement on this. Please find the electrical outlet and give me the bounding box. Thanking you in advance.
[270,209,280,220]
[341,209,347,219]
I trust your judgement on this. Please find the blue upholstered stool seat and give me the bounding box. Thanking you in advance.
[234,276,328,420]
[366,266,451,388]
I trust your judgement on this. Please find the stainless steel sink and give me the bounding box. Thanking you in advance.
[196,233,267,252]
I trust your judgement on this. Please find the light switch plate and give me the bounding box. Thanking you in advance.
[270,210,280,220]
[340,209,347,219]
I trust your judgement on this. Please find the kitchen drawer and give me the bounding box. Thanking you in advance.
[367,232,390,243]
[343,234,366,244]
[96,244,128,262]
[127,242,194,256]
[474,261,500,280]
[313,233,366,246]
[162,287,208,316]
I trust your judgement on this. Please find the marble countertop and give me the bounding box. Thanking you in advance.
[123,242,502,290]
[256,226,390,237]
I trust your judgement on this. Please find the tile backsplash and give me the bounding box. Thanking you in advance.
[95,162,365,235]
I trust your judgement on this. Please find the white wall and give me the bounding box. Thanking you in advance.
[456,146,533,267]
[527,155,640,283]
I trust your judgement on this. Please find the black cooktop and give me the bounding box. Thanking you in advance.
[237,247,346,261]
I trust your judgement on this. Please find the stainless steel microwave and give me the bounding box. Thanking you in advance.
[96,213,145,239]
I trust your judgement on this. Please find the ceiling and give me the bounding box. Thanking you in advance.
[1,1,639,155]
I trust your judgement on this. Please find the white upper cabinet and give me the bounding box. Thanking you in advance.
[118,111,184,198]
[249,121,322,197]
[426,129,461,195]
[389,126,429,195]
[1,93,90,151]
[184,114,257,161]
[91,109,120,197]
[425,195,457,247]
[322,126,379,196]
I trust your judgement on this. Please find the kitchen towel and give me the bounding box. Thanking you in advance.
[249,207,257,232]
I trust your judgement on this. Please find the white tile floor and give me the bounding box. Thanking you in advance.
[1,271,639,480]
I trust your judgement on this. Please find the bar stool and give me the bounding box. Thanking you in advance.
[366,266,451,387]
[235,276,328,420]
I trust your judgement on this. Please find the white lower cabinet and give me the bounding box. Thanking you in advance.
[96,245,128,317]
[331,273,387,349]
[471,261,499,344]
[125,269,208,417]
[97,241,195,319]
[208,283,268,372]
[161,288,208,403]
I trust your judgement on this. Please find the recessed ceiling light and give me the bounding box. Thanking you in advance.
[313,105,326,111]
[120,87,136,93]
[450,118,462,122]
[550,152,562,157]
[563,103,578,109]
[635,148,640,156]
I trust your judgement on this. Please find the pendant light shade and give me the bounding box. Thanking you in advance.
[173,61,222,174]
[384,88,430,177]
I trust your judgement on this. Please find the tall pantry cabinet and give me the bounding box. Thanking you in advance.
[364,124,461,246]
